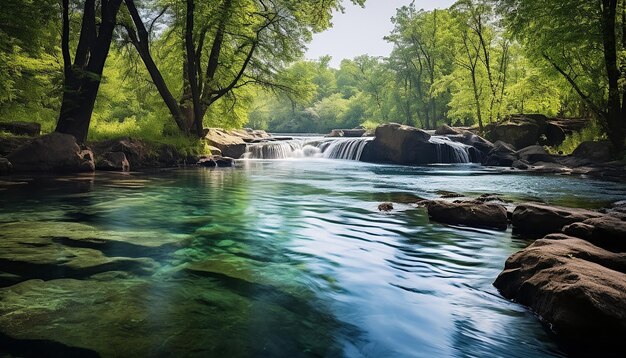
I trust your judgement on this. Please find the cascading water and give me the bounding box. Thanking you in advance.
[244,137,372,160]
[243,135,476,163]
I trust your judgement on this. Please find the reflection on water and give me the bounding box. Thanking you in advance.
[0,160,625,357]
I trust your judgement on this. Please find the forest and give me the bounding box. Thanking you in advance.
[0,0,625,152]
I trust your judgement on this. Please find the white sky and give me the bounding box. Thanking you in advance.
[305,0,457,67]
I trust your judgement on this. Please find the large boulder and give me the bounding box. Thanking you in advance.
[360,123,433,164]
[512,203,603,236]
[0,135,31,156]
[572,140,613,163]
[563,216,626,252]
[91,138,155,168]
[0,121,41,136]
[486,114,548,149]
[482,140,518,167]
[95,151,130,172]
[424,200,509,230]
[6,133,94,173]
[494,237,626,354]
[545,122,566,146]
[204,128,247,158]
[516,145,555,163]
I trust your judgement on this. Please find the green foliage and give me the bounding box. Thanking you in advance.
[550,122,607,155]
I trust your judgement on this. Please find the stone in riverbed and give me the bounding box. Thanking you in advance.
[378,202,394,212]
[197,155,235,168]
[6,133,95,173]
[424,200,508,230]
[511,203,603,236]
[494,237,626,354]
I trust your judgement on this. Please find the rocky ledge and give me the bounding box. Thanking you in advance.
[411,193,626,354]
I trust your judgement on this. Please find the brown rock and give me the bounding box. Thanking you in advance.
[563,216,626,252]
[204,128,247,158]
[494,237,626,354]
[378,203,394,212]
[512,203,602,236]
[425,200,508,230]
[6,133,94,173]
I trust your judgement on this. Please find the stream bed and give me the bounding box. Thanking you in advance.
[1,160,625,357]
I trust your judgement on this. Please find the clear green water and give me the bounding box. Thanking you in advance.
[0,160,625,357]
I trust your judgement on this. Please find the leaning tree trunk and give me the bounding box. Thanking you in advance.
[55,0,123,143]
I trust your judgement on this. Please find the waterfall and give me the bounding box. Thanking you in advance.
[244,137,371,160]
[321,138,372,160]
[244,138,322,159]
[243,135,475,164]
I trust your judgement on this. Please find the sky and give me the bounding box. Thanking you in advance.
[305,0,457,68]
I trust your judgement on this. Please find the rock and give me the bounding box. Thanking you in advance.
[6,132,95,173]
[545,122,566,146]
[327,129,344,137]
[563,216,626,252]
[204,128,247,159]
[512,203,603,236]
[511,160,530,170]
[483,140,518,166]
[96,151,130,172]
[436,190,464,199]
[342,129,367,137]
[572,140,613,163]
[486,114,547,149]
[434,124,461,135]
[461,131,495,154]
[0,121,41,136]
[516,145,555,163]
[197,155,235,168]
[0,135,30,156]
[0,157,11,175]
[378,203,394,212]
[527,161,572,174]
[208,145,222,156]
[360,123,433,164]
[424,200,508,230]
[494,237,626,354]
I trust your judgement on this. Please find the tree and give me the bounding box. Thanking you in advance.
[496,0,626,150]
[122,0,364,137]
[55,0,125,143]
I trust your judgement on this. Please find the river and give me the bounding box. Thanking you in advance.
[0,158,625,357]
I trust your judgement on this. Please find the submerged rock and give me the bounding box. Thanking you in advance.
[424,200,508,230]
[512,203,602,236]
[6,133,94,173]
[378,202,394,212]
[494,237,626,354]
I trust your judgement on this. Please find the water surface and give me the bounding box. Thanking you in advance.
[0,160,624,357]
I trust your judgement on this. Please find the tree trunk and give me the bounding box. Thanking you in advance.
[601,0,624,150]
[55,0,123,143]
